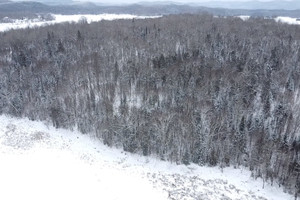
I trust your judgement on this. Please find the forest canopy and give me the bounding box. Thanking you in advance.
[0,14,300,197]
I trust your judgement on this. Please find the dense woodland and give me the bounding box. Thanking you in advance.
[0,14,300,197]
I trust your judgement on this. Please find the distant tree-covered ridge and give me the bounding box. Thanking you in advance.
[0,14,300,197]
[1,1,300,19]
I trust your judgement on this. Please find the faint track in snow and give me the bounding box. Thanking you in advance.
[146,172,268,200]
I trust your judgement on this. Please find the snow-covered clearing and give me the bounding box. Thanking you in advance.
[275,16,300,25]
[237,15,300,25]
[0,115,294,200]
[237,15,251,21]
[0,14,160,32]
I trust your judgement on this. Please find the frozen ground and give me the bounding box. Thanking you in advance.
[0,115,294,200]
[237,15,300,25]
[0,14,160,32]
[274,16,300,25]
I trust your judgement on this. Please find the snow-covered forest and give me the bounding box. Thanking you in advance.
[0,14,300,198]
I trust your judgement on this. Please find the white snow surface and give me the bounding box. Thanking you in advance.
[0,14,160,32]
[237,15,251,21]
[236,15,300,25]
[275,16,300,25]
[0,115,294,200]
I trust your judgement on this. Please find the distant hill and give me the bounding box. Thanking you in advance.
[0,1,50,12]
[0,0,11,3]
[195,0,300,11]
[0,1,299,18]
[36,0,73,6]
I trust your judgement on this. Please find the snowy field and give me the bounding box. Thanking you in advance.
[237,15,300,25]
[274,16,300,25]
[0,115,294,200]
[0,14,160,32]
